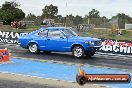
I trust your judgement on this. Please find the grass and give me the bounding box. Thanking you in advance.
[0,25,132,40]
[78,29,132,40]
[0,25,40,33]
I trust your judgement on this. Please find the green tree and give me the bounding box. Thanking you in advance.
[66,14,74,26]
[42,4,58,19]
[73,15,82,25]
[101,16,109,23]
[83,15,89,24]
[0,1,25,25]
[26,13,36,20]
[88,9,109,26]
[89,9,100,18]
[88,9,100,25]
[55,15,63,23]
[111,13,132,28]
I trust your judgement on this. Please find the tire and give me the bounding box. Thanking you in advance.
[91,51,95,56]
[86,51,95,58]
[72,46,85,58]
[28,43,40,54]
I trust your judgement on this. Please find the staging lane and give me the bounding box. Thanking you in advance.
[0,44,132,71]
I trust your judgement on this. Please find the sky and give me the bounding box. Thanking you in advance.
[0,0,132,18]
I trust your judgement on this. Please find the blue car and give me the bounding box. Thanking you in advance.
[18,27,102,58]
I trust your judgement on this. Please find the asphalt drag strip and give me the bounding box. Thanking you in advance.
[0,43,132,70]
[0,58,131,88]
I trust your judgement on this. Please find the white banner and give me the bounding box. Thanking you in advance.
[0,31,28,44]
[100,40,132,55]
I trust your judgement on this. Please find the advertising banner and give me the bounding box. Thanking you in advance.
[0,31,28,44]
[100,39,132,55]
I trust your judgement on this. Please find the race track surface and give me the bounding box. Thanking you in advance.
[0,44,132,70]
[0,43,132,88]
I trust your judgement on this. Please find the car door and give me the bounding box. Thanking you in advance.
[46,29,68,51]
[35,30,48,50]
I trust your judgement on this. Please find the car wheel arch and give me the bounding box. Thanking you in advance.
[27,41,39,49]
[71,44,84,51]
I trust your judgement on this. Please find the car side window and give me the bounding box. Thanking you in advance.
[38,30,47,37]
[48,30,64,38]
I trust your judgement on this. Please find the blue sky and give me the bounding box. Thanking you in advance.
[0,0,132,18]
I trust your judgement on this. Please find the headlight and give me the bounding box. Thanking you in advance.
[95,40,102,45]
[99,40,102,45]
[85,41,95,45]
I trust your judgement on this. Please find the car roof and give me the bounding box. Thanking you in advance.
[29,27,66,35]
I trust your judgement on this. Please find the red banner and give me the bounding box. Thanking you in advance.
[0,49,10,62]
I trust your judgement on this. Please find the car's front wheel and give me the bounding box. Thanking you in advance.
[72,46,85,58]
[28,43,40,54]
[86,51,95,58]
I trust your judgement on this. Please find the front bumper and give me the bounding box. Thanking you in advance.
[85,46,101,52]
[89,46,101,50]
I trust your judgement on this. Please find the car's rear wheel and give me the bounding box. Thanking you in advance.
[28,43,40,54]
[72,46,85,58]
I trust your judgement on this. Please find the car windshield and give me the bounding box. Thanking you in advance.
[62,29,78,37]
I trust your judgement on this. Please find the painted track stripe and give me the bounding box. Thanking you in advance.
[12,56,132,72]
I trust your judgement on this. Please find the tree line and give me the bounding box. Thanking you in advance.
[1,1,132,27]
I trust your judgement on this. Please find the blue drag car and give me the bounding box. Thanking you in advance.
[18,27,102,58]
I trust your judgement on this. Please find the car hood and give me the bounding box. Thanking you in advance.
[68,36,101,42]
